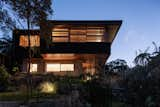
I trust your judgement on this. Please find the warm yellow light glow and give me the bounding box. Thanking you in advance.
[87,29,104,35]
[86,76,92,81]
[39,82,57,93]
[19,35,40,47]
[46,64,60,72]
[87,36,102,42]
[70,35,86,42]
[30,64,37,72]
[61,64,74,71]
[52,31,69,36]
[46,63,74,72]
[52,37,68,42]
[51,27,105,42]
[19,36,28,47]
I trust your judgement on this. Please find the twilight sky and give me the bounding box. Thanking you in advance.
[53,0,160,66]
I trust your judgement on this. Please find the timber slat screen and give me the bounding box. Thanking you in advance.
[52,26,105,42]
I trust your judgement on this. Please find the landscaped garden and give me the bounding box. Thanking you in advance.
[1,43,160,107]
[0,69,113,107]
[1,42,160,107]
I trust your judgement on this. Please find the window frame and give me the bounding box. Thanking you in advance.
[30,63,38,73]
[46,63,74,72]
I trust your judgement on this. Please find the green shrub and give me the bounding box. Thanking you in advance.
[82,79,112,107]
[0,65,10,91]
[12,66,19,75]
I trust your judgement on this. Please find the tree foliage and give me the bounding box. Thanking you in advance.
[0,65,10,91]
[0,1,16,33]
[134,48,151,66]
[0,36,13,55]
[4,0,53,27]
[105,43,160,106]
[105,59,128,74]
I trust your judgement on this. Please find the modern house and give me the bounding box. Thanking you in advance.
[13,20,122,76]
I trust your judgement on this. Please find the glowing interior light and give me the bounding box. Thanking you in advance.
[61,64,74,71]
[30,64,37,72]
[46,63,74,72]
[19,35,40,47]
[46,64,60,72]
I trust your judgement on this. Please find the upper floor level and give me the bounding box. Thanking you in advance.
[13,20,122,54]
[14,20,121,46]
[41,20,122,43]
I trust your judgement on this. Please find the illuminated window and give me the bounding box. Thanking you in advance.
[53,28,68,32]
[30,64,37,73]
[87,29,104,35]
[19,35,40,47]
[70,35,86,42]
[61,64,74,71]
[52,32,69,36]
[52,37,68,42]
[19,36,28,47]
[86,28,104,42]
[52,28,69,42]
[86,36,102,42]
[70,29,86,35]
[52,31,69,42]
[46,64,60,72]
[46,63,74,72]
[51,26,105,42]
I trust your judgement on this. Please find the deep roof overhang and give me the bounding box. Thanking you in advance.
[47,20,122,25]
[46,20,122,43]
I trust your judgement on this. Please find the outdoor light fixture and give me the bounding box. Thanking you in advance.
[39,81,57,93]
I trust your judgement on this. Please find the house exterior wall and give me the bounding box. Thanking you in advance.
[14,20,122,76]
[22,54,97,76]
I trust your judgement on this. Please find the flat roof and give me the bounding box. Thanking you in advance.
[47,20,122,25]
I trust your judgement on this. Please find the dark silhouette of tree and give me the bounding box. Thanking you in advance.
[0,36,13,55]
[106,59,128,77]
[3,0,53,102]
[0,1,16,34]
[152,42,160,56]
[0,36,15,71]
[4,0,53,70]
[134,48,151,66]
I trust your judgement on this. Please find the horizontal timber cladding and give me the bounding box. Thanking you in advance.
[40,42,111,54]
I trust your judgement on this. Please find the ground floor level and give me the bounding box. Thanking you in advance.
[22,54,108,76]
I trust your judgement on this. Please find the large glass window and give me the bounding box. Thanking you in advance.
[61,64,74,71]
[52,28,69,42]
[19,35,40,47]
[70,35,86,42]
[70,28,86,42]
[30,64,38,73]
[51,26,105,42]
[46,63,74,72]
[52,37,68,42]
[86,36,102,42]
[46,64,61,72]
[70,29,86,35]
[87,29,104,36]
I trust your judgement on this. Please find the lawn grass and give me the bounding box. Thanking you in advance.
[0,91,56,101]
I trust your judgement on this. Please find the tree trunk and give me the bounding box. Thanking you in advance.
[26,1,31,103]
